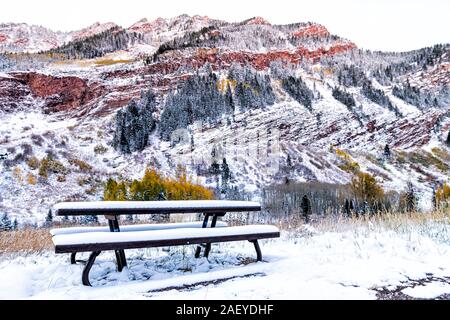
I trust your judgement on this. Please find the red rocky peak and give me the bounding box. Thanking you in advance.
[246,17,271,25]
[293,23,330,38]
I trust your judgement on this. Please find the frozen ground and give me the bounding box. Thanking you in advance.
[0,222,449,300]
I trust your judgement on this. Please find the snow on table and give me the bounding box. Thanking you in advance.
[52,225,279,247]
[50,221,228,236]
[52,200,261,216]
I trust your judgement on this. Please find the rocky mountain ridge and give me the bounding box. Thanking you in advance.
[0,15,448,224]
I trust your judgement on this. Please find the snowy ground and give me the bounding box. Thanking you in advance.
[1,221,449,300]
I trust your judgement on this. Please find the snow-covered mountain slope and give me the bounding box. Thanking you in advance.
[0,15,449,224]
[0,22,122,53]
[0,23,70,53]
[71,22,119,42]
[128,14,223,48]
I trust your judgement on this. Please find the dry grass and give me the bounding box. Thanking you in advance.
[0,228,53,255]
[227,209,450,238]
[95,59,134,66]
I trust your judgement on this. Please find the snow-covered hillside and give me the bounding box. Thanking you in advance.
[0,15,449,225]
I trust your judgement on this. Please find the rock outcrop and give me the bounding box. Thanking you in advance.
[10,72,105,113]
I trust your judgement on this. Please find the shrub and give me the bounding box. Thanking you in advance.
[38,155,67,178]
[435,183,450,208]
[408,151,448,172]
[69,158,92,172]
[12,167,23,183]
[30,134,44,146]
[86,186,98,195]
[94,144,108,155]
[6,146,15,153]
[26,156,40,170]
[20,143,33,158]
[334,147,360,174]
[431,147,450,162]
[27,173,37,185]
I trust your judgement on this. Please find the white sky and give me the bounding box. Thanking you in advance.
[0,0,448,52]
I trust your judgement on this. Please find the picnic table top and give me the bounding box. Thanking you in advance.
[52,200,261,216]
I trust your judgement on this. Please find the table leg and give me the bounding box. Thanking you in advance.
[107,216,128,271]
[203,214,218,258]
[194,213,210,258]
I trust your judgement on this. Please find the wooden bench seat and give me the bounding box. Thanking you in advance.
[51,221,228,265]
[52,225,280,286]
[50,221,228,236]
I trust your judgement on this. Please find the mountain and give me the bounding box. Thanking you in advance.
[0,23,69,53]
[71,22,120,42]
[0,21,121,53]
[128,14,222,46]
[0,15,449,225]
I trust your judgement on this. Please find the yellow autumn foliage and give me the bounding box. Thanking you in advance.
[216,78,237,93]
[350,171,384,204]
[13,167,23,183]
[435,183,450,208]
[104,167,214,201]
[27,173,37,185]
[334,147,360,174]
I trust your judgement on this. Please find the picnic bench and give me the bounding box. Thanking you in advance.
[50,200,280,286]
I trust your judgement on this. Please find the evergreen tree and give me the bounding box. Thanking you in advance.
[112,89,157,154]
[392,80,438,109]
[282,76,313,110]
[160,68,235,141]
[221,158,231,180]
[48,26,140,60]
[332,87,356,110]
[336,64,367,87]
[157,192,167,200]
[446,131,450,147]
[362,81,400,116]
[81,215,99,225]
[229,65,276,110]
[344,199,354,217]
[384,144,391,160]
[44,210,53,227]
[190,135,195,152]
[0,213,12,231]
[286,154,293,168]
[432,186,437,211]
[405,182,417,212]
[12,218,18,231]
[221,158,231,193]
[300,195,312,223]
[210,161,220,175]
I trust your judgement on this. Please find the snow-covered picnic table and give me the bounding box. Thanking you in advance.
[52,200,261,216]
[49,200,279,286]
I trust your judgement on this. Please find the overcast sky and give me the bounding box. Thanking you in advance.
[0,0,448,52]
